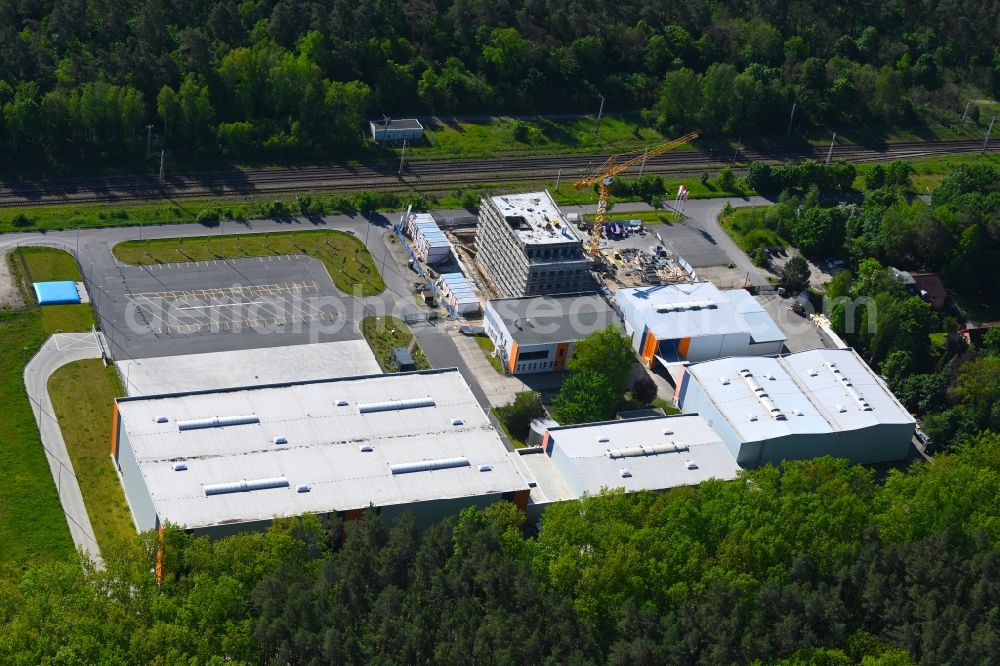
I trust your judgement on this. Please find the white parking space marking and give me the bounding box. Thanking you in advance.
[127,282,331,335]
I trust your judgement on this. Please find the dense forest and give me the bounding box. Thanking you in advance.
[731,164,1000,452]
[0,0,998,164]
[3,431,1000,664]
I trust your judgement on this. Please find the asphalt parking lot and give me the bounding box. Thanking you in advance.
[91,255,364,359]
[755,292,828,352]
[601,222,731,267]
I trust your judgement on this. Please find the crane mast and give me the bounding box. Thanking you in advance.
[573,131,699,256]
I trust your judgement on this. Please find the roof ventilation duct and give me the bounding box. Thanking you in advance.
[390,457,470,475]
[204,477,289,496]
[357,397,435,414]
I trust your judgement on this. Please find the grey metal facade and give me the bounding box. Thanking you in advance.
[114,424,158,532]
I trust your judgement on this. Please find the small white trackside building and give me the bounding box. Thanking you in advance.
[674,348,915,467]
[370,118,424,142]
[617,282,786,368]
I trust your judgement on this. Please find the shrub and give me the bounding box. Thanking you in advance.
[10,213,33,228]
[717,166,737,191]
[195,208,221,224]
[510,120,532,143]
[496,391,546,441]
[263,200,290,218]
[460,191,480,210]
[631,374,658,406]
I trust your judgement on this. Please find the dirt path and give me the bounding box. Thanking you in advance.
[0,250,25,309]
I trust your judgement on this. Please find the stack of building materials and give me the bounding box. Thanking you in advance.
[437,272,481,314]
[406,212,451,264]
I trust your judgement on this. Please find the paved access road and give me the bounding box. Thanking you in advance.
[23,332,106,563]
[1,195,772,410]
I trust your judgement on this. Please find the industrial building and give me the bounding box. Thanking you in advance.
[370,118,424,142]
[405,212,451,264]
[111,369,530,536]
[675,348,916,467]
[617,282,786,368]
[483,292,619,374]
[514,414,741,520]
[437,272,481,314]
[115,341,381,396]
[476,191,591,297]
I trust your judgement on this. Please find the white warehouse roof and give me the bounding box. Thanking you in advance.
[115,368,529,530]
[618,282,786,344]
[545,414,742,496]
[116,340,380,396]
[681,348,914,443]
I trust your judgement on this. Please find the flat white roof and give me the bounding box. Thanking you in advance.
[489,191,580,246]
[618,282,786,344]
[547,415,742,495]
[683,348,914,442]
[116,369,529,529]
[116,341,380,396]
[511,450,576,507]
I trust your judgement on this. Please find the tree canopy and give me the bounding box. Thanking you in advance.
[0,0,996,164]
[4,436,1000,663]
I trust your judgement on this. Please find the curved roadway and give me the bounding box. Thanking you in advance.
[22,332,105,563]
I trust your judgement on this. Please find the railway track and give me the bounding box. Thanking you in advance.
[0,139,993,208]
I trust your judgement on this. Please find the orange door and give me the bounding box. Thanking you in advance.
[553,343,569,371]
[640,330,658,367]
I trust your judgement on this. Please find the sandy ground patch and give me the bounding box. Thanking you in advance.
[0,251,26,309]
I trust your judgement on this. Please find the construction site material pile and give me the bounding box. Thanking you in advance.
[600,247,691,288]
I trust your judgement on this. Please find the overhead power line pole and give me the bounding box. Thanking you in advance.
[787,103,797,137]
[594,94,605,135]
[984,115,997,152]
[825,132,837,164]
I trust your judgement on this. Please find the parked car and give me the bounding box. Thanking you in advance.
[459,325,485,336]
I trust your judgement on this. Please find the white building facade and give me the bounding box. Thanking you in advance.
[483,292,618,374]
[675,348,915,467]
[617,282,786,368]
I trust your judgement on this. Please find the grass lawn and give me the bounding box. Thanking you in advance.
[48,360,134,551]
[720,207,789,253]
[853,152,1000,193]
[360,316,430,372]
[16,246,84,282]
[652,398,681,415]
[39,304,95,335]
[113,229,386,296]
[12,247,96,334]
[0,309,75,564]
[474,334,505,374]
[410,115,682,160]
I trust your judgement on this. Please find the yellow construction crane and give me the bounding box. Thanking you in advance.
[573,130,699,256]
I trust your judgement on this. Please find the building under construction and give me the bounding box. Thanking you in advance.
[475,191,591,297]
